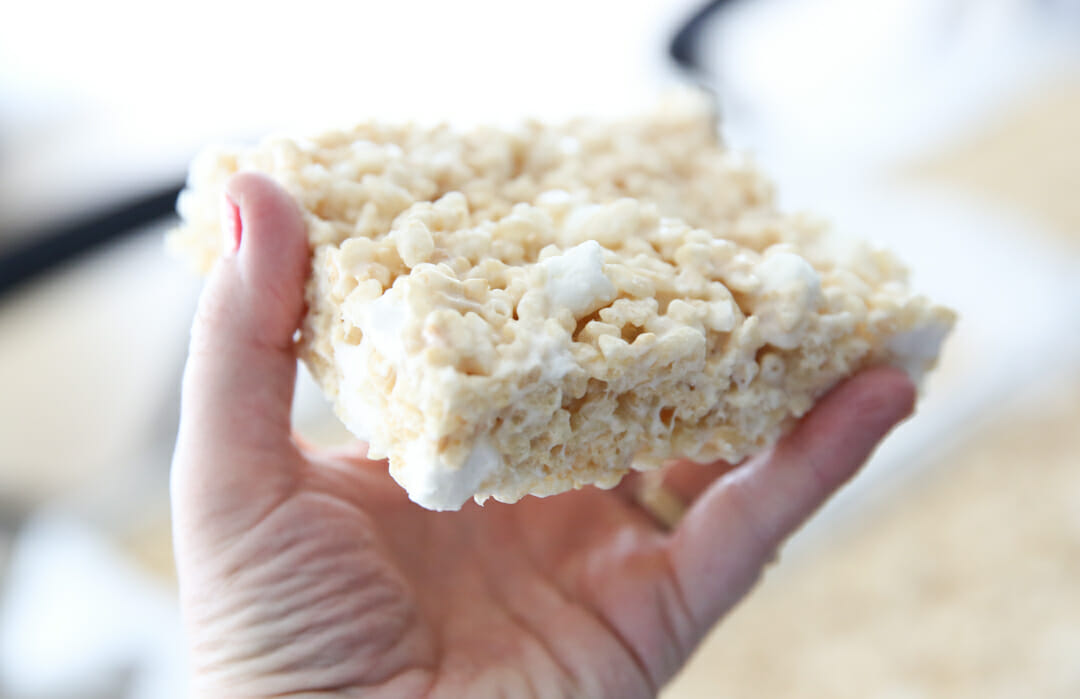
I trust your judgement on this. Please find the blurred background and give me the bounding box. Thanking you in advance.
[1,0,1078,696]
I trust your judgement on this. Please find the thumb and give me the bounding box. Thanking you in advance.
[174,172,310,490]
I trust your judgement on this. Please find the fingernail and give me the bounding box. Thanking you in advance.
[221,192,242,255]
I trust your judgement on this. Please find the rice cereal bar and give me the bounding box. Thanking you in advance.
[170,93,955,510]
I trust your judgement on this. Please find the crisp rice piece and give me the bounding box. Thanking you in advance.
[170,93,956,510]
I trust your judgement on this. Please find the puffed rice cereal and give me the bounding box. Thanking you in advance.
[170,92,955,510]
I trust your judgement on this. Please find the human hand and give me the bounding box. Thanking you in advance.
[171,173,915,697]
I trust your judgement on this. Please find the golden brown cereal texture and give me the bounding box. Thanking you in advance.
[170,93,955,510]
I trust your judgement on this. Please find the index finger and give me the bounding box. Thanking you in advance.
[666,367,916,625]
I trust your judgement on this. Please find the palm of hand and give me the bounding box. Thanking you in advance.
[179,444,709,697]
[171,174,914,698]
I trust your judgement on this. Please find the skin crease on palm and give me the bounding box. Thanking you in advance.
[170,173,916,698]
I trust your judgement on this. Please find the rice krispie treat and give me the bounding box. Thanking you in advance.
[170,93,955,510]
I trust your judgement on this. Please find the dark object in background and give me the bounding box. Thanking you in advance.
[0,184,182,297]
[669,0,741,80]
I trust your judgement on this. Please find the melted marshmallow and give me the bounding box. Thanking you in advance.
[887,320,953,381]
[754,251,822,349]
[396,436,504,510]
[540,240,617,317]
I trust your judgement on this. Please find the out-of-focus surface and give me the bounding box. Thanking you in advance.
[666,70,1080,698]
[1,1,1078,697]
[904,74,1080,249]
[666,368,1080,698]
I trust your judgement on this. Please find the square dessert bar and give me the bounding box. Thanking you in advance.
[171,93,954,510]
